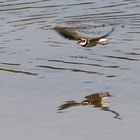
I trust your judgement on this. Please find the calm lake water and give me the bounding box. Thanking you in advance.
[0,0,140,139]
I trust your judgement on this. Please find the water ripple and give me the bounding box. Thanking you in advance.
[0,68,38,75]
[0,62,37,75]
[48,59,121,69]
[37,65,104,75]
[104,55,140,61]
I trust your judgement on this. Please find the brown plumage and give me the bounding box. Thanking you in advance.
[54,26,82,40]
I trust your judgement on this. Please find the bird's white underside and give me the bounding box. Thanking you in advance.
[98,38,109,45]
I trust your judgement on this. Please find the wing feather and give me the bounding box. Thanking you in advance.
[93,27,115,40]
[54,26,82,41]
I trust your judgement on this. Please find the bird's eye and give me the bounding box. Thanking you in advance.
[81,39,86,42]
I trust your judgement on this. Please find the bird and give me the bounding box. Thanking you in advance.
[54,25,115,47]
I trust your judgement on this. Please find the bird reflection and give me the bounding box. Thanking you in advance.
[58,92,121,119]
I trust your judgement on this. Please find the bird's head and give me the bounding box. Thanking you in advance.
[78,38,89,46]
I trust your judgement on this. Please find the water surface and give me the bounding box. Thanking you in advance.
[0,0,140,140]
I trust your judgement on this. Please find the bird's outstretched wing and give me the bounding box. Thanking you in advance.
[54,26,82,41]
[92,27,115,40]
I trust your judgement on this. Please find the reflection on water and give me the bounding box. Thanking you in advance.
[58,92,121,119]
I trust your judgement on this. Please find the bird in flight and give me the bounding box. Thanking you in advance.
[54,26,114,47]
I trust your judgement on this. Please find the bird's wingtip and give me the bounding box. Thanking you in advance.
[112,26,115,32]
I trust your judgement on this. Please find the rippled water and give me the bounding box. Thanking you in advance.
[0,0,140,139]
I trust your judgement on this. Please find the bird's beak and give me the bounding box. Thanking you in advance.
[77,39,81,44]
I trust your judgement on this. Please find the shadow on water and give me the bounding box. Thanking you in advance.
[58,92,121,120]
